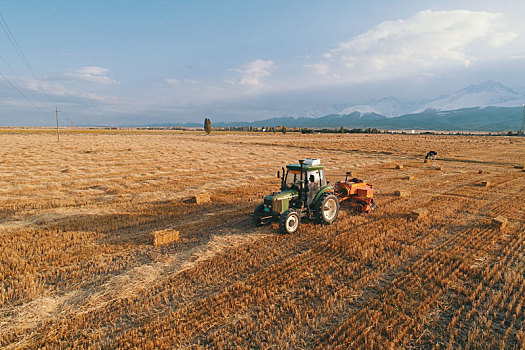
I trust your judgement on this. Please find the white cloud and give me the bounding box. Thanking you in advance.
[307,10,519,82]
[304,63,329,76]
[20,76,122,105]
[235,59,275,87]
[64,66,118,84]
[165,78,179,87]
[489,31,518,47]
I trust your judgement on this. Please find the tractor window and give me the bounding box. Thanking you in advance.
[309,170,328,186]
[285,170,300,188]
[319,169,326,186]
[308,171,320,185]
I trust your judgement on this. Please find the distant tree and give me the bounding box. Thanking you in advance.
[281,126,287,134]
[340,126,344,134]
[204,117,212,135]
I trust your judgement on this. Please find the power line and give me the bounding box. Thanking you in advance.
[0,70,49,111]
[0,53,50,105]
[0,12,32,73]
[0,11,55,104]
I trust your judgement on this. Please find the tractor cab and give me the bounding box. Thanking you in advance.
[281,159,327,205]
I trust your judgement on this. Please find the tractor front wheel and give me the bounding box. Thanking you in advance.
[279,209,301,234]
[315,193,340,224]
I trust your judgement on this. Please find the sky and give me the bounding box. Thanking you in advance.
[0,0,524,126]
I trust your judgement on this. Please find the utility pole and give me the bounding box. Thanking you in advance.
[521,104,525,136]
[55,106,60,143]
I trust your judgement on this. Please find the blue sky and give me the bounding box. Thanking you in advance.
[0,0,524,126]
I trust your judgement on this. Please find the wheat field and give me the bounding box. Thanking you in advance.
[1,129,524,349]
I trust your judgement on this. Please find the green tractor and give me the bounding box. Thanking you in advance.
[253,158,340,234]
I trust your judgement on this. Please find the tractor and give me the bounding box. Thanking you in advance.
[253,158,375,234]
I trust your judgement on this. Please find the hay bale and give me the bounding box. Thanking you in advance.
[424,159,429,163]
[193,193,211,204]
[403,175,414,180]
[492,216,508,230]
[433,166,443,171]
[394,190,410,197]
[480,181,490,187]
[395,164,404,169]
[151,229,179,246]
[514,165,524,169]
[410,208,428,220]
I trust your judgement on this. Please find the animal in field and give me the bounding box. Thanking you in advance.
[425,151,437,160]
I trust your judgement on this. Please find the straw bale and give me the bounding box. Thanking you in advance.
[492,216,508,230]
[193,193,211,204]
[394,190,410,197]
[410,208,428,220]
[151,229,179,246]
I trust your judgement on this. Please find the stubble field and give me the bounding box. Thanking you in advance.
[1,129,524,349]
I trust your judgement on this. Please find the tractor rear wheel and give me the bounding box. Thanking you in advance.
[315,193,340,224]
[279,209,301,234]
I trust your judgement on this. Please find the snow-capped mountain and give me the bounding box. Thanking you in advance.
[338,97,419,117]
[335,81,523,117]
[414,80,523,113]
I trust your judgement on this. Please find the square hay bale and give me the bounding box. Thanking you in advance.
[492,216,508,230]
[410,208,428,220]
[433,166,443,171]
[480,181,490,187]
[193,193,211,204]
[395,164,404,169]
[151,229,179,246]
[403,175,414,180]
[514,165,524,169]
[394,190,410,197]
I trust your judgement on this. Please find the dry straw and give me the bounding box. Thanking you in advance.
[491,216,508,230]
[394,190,410,197]
[151,229,179,246]
[193,193,211,204]
[410,208,428,220]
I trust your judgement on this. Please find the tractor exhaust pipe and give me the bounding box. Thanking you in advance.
[299,159,307,208]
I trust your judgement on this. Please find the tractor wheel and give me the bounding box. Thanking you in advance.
[315,193,340,225]
[279,209,301,234]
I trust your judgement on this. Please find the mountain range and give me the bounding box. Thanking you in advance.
[208,81,523,131]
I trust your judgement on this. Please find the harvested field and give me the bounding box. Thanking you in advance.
[1,129,524,349]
